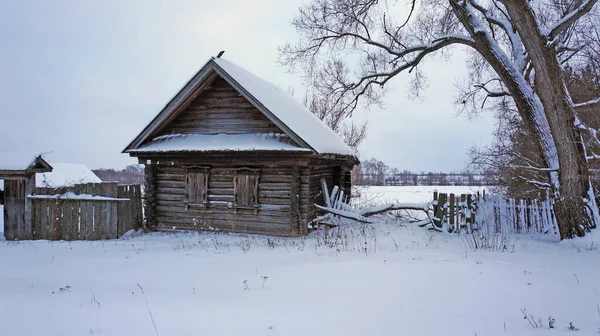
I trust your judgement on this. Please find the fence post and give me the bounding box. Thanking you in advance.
[433,190,439,218]
[449,193,455,232]
[134,185,143,230]
[470,194,476,229]
[434,193,447,230]
[466,194,473,233]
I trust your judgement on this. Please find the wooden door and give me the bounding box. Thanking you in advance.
[4,179,26,240]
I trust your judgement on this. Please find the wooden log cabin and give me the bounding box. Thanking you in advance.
[123,56,358,236]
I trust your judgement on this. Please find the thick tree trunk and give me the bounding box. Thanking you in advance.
[451,0,599,238]
[503,0,598,238]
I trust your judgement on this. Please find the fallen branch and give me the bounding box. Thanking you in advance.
[314,204,372,223]
[314,179,437,228]
[359,202,429,217]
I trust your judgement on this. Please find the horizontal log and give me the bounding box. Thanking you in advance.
[155,193,307,206]
[259,183,292,190]
[156,173,185,180]
[155,218,294,231]
[208,187,234,195]
[157,167,295,175]
[181,110,271,119]
[154,211,292,222]
[157,185,298,195]
[207,194,234,202]
[156,193,184,201]
[171,119,278,127]
[156,191,303,203]
[155,177,308,188]
[157,180,185,188]
[147,156,312,166]
[156,215,296,228]
[157,187,185,195]
[155,203,291,215]
[154,222,298,237]
[156,199,292,212]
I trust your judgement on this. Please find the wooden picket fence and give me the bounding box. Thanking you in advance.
[25,182,143,240]
[433,191,559,236]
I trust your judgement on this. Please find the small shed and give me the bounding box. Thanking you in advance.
[124,57,358,236]
[36,162,102,188]
[0,153,52,239]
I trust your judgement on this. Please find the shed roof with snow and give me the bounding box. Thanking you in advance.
[36,163,102,188]
[123,57,356,157]
[0,153,53,177]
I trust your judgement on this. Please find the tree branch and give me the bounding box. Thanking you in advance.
[547,0,599,41]
[573,97,600,108]
[331,35,476,112]
[470,0,527,72]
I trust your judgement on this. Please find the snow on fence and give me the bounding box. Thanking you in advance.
[313,183,558,238]
[17,182,143,240]
[433,191,559,236]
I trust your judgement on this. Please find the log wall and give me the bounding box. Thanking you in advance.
[151,162,310,236]
[139,153,354,236]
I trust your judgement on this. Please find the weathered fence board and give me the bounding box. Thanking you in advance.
[4,180,27,240]
[7,182,145,241]
[433,192,558,236]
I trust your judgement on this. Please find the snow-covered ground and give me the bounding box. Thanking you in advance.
[1,186,599,335]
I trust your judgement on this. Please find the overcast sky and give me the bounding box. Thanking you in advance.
[0,0,496,172]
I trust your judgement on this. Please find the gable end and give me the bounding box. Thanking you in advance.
[155,77,285,137]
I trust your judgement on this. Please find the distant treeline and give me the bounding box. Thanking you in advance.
[93,165,144,185]
[355,157,497,186]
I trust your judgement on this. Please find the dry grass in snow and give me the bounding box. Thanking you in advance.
[1,221,599,336]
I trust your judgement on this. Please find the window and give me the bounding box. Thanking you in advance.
[233,168,259,211]
[184,166,209,207]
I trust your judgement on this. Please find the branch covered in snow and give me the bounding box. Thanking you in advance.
[314,204,372,222]
[469,0,527,72]
[546,0,599,41]
[359,202,429,217]
[279,0,477,114]
[315,35,476,112]
[573,96,600,108]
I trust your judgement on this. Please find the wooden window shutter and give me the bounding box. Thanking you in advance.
[184,166,210,207]
[233,168,259,211]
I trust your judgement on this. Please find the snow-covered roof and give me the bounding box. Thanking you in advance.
[129,133,312,153]
[212,58,355,156]
[0,152,52,172]
[123,57,356,158]
[36,163,102,188]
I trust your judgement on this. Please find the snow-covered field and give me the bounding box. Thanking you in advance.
[354,185,488,204]
[1,186,599,336]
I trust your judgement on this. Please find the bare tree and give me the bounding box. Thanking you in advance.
[280,0,600,238]
[304,90,368,151]
[470,26,600,200]
[358,157,390,185]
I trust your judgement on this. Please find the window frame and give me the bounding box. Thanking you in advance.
[232,168,260,213]
[183,166,210,208]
